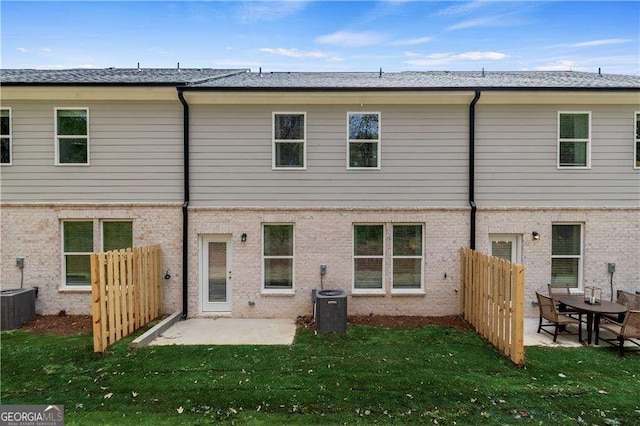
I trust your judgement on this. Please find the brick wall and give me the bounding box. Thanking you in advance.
[476,208,640,317]
[188,208,470,318]
[0,204,183,315]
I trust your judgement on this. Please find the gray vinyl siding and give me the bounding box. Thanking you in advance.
[475,104,640,207]
[0,101,183,202]
[189,105,469,207]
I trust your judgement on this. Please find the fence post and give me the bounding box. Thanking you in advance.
[510,263,525,365]
[90,254,102,353]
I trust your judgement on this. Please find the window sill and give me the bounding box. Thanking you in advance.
[390,290,425,297]
[351,290,386,297]
[261,290,295,297]
[58,287,92,294]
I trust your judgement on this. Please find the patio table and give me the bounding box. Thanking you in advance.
[556,295,627,345]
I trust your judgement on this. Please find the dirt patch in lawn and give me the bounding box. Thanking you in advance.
[297,315,474,331]
[22,313,93,336]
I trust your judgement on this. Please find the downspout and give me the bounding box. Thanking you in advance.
[178,88,190,319]
[469,90,481,250]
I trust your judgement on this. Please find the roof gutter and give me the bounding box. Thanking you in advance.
[177,87,190,319]
[469,90,481,250]
[177,86,640,93]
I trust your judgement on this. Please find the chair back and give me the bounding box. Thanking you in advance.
[548,283,571,297]
[536,292,558,322]
[621,310,640,338]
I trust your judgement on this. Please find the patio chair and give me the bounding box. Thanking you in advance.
[597,310,640,356]
[547,284,582,321]
[536,292,583,342]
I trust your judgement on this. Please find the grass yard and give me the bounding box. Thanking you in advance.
[1,323,639,425]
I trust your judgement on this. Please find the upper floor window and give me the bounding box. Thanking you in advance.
[635,112,640,169]
[263,224,294,291]
[55,108,89,165]
[558,112,590,168]
[273,113,305,169]
[348,112,380,169]
[551,223,582,289]
[1,108,11,165]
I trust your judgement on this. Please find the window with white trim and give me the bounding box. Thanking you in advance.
[63,221,94,287]
[1,108,11,165]
[353,224,384,290]
[348,112,380,169]
[558,112,590,168]
[102,221,133,252]
[56,108,89,164]
[551,224,582,289]
[392,224,423,290]
[635,112,640,169]
[62,220,133,287]
[273,113,306,169]
[263,224,294,290]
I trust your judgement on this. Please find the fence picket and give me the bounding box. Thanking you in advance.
[460,248,525,365]
[90,244,162,353]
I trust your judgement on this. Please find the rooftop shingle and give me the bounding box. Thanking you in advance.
[2,68,639,89]
[1,68,248,85]
[189,70,640,89]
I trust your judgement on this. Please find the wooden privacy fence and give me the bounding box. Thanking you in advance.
[461,247,525,365]
[91,243,162,353]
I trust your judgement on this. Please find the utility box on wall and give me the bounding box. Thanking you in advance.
[315,289,347,333]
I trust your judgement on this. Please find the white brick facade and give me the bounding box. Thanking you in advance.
[0,204,183,315]
[2,205,638,318]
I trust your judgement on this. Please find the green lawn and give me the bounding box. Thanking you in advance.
[1,323,639,425]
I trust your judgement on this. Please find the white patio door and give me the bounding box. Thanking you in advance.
[488,234,522,264]
[200,235,232,313]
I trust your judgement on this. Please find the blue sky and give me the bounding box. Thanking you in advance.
[2,1,639,75]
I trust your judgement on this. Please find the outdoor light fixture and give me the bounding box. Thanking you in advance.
[532,231,540,240]
[241,233,247,242]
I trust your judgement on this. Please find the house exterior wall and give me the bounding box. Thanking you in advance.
[475,207,640,317]
[189,104,469,207]
[0,204,183,315]
[187,208,469,318]
[475,104,639,207]
[0,101,183,202]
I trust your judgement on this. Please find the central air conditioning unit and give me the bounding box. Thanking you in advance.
[314,289,347,333]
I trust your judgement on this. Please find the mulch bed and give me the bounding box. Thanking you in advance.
[22,313,93,336]
[297,315,474,331]
[20,313,473,337]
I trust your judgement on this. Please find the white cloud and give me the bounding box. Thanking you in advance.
[404,51,421,58]
[260,48,326,59]
[433,1,488,17]
[42,48,52,53]
[447,16,506,30]
[387,36,433,46]
[533,60,579,71]
[237,1,307,23]
[260,48,344,62]
[548,38,632,49]
[315,31,387,47]
[405,51,507,66]
[17,47,27,53]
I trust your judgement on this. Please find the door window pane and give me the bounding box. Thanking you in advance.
[208,242,227,302]
[491,240,513,261]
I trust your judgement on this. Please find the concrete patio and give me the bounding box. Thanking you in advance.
[132,314,625,349]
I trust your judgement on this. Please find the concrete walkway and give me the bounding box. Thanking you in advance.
[143,316,605,348]
[149,318,297,346]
